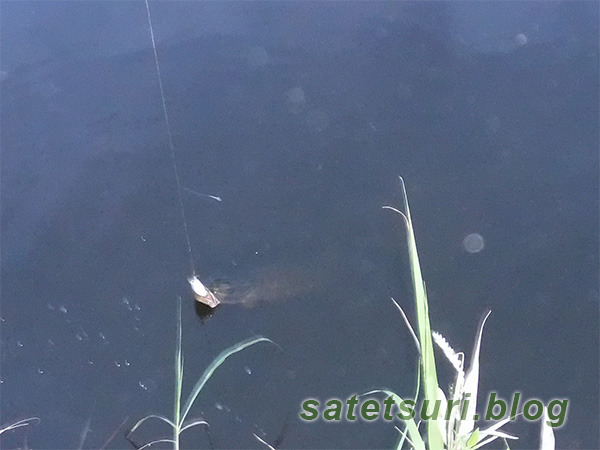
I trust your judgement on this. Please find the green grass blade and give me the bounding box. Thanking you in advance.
[174,297,184,442]
[179,419,209,434]
[459,310,492,438]
[393,177,443,449]
[466,428,480,448]
[138,438,176,450]
[396,361,422,450]
[539,409,555,450]
[179,336,274,426]
[391,297,421,354]
[0,417,40,435]
[385,296,424,450]
[128,414,176,435]
[254,433,277,450]
[373,389,426,450]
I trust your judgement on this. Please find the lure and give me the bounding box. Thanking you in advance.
[188,275,220,308]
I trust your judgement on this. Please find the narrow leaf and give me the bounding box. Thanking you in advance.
[384,176,443,449]
[367,389,426,450]
[539,408,556,450]
[459,309,492,438]
[179,336,274,425]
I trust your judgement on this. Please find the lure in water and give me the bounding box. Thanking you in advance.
[188,275,220,308]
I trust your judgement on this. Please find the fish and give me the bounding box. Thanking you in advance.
[188,275,220,308]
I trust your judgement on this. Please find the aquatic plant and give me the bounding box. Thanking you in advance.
[369,177,556,450]
[128,297,273,450]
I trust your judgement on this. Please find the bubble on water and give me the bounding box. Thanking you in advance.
[515,33,528,46]
[138,378,157,393]
[463,233,485,253]
[214,402,231,412]
[122,297,133,311]
[75,331,89,342]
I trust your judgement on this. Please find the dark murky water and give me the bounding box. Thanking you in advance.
[1,2,598,449]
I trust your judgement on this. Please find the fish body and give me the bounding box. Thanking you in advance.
[188,275,220,308]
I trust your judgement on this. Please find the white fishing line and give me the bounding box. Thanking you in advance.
[144,0,196,276]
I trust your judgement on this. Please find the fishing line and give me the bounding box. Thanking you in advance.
[144,0,196,277]
[144,4,216,448]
